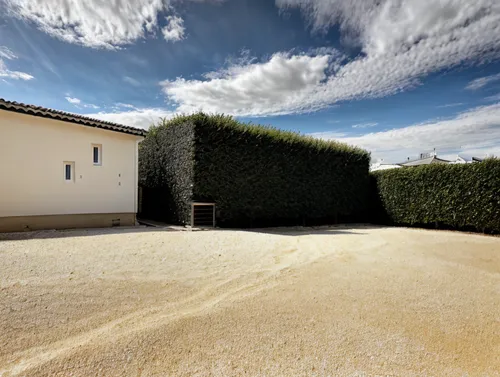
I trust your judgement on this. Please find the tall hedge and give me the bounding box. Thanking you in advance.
[371,159,500,233]
[139,121,195,224]
[139,113,371,226]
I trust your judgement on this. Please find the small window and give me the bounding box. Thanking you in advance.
[64,162,75,182]
[92,144,102,165]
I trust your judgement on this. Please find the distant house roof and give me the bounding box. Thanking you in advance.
[0,98,146,137]
[370,163,402,172]
[399,155,451,167]
[455,155,484,163]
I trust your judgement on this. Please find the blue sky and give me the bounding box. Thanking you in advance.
[1,0,500,162]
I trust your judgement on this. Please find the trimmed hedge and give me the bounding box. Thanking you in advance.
[371,159,500,233]
[139,113,371,226]
[139,121,195,224]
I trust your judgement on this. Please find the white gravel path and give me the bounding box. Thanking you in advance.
[0,226,499,376]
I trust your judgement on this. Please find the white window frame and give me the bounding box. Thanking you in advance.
[64,161,75,182]
[92,144,102,166]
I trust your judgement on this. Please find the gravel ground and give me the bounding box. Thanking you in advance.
[0,225,499,376]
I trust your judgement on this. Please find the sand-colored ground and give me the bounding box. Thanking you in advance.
[0,226,499,376]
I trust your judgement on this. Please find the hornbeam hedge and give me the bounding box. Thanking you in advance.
[370,159,500,233]
[139,113,371,226]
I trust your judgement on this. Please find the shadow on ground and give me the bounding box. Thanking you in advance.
[0,226,176,241]
[237,224,386,236]
[0,224,387,241]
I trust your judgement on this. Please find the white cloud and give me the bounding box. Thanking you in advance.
[115,103,139,110]
[158,0,500,116]
[161,52,331,116]
[0,46,33,81]
[276,0,499,55]
[485,94,500,102]
[65,96,99,109]
[162,15,185,42]
[466,73,500,90]
[0,46,17,60]
[0,62,33,80]
[314,104,500,162]
[352,122,378,129]
[4,0,166,49]
[88,108,175,129]
[4,0,221,49]
[65,96,81,104]
[308,131,347,139]
[436,103,465,108]
[82,103,100,109]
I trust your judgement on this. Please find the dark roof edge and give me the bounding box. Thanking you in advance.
[398,155,451,165]
[433,156,451,162]
[0,98,146,137]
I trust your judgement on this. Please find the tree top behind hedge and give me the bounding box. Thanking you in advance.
[148,112,370,159]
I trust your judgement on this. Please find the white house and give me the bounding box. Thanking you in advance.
[371,152,452,171]
[398,152,451,167]
[0,98,145,232]
[451,155,484,164]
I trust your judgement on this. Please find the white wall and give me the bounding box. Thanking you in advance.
[0,110,142,217]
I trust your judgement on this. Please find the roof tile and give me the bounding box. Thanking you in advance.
[0,98,146,137]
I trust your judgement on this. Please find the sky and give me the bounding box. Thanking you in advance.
[1,0,500,163]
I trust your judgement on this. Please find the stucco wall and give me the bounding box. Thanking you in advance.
[0,110,141,217]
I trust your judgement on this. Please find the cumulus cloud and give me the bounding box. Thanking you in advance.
[162,15,185,42]
[314,104,500,162]
[159,0,500,116]
[88,108,175,129]
[161,52,331,116]
[0,46,33,80]
[466,73,500,90]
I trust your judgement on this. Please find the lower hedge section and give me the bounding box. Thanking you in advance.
[371,159,500,233]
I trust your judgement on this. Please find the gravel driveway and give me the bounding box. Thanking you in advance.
[0,226,499,376]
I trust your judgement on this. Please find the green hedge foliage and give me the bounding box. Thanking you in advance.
[139,121,195,224]
[139,113,371,226]
[371,159,500,233]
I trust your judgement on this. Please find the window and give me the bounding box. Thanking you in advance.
[64,162,75,182]
[65,164,71,180]
[92,144,102,165]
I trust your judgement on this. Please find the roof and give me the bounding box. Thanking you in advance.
[456,155,483,163]
[370,163,402,172]
[0,98,146,137]
[399,155,451,167]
